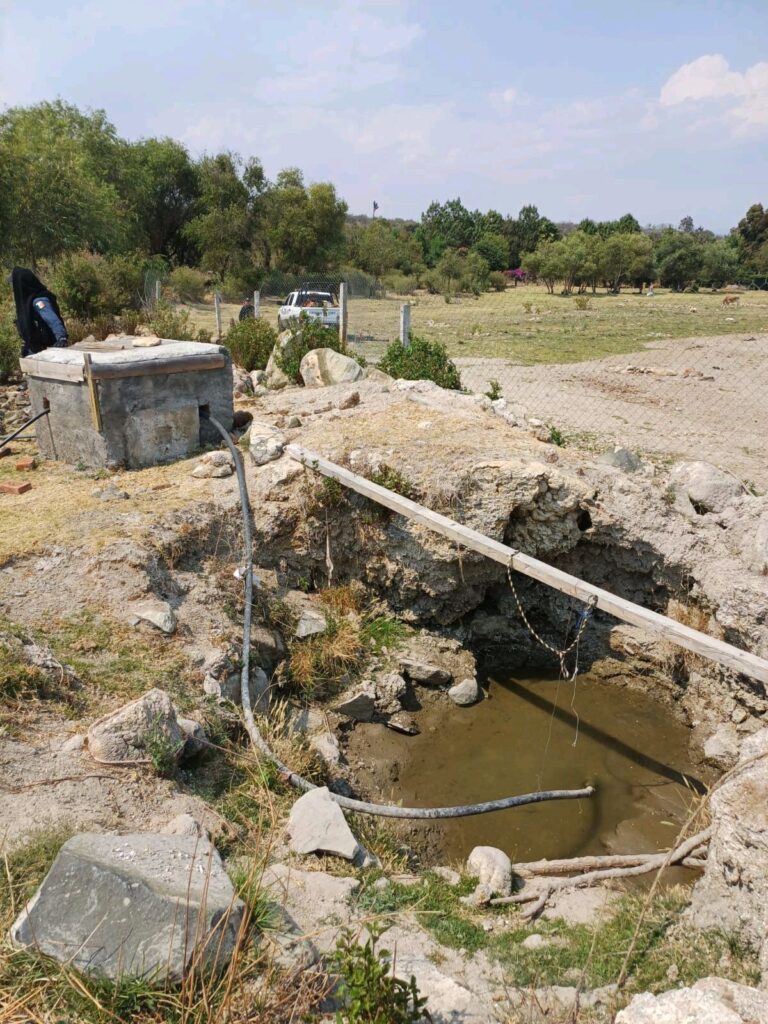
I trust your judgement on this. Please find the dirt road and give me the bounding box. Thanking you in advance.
[456,332,768,488]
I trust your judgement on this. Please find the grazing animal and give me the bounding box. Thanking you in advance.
[689,306,698,313]
[722,295,740,306]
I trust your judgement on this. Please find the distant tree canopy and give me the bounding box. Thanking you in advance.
[0,100,764,297]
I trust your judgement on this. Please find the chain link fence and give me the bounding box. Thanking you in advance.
[346,284,768,489]
[183,280,768,489]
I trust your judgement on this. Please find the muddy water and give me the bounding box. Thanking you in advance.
[348,675,711,864]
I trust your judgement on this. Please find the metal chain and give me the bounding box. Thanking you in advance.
[507,556,598,679]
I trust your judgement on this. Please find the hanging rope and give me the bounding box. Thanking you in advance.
[507,555,597,680]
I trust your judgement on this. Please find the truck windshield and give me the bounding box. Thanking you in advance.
[298,292,334,307]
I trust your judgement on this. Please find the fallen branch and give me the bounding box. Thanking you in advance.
[490,827,711,919]
[514,841,709,877]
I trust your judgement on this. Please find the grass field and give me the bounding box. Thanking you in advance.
[185,286,768,366]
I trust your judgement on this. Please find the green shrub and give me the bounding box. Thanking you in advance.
[488,271,507,292]
[275,316,346,383]
[168,266,208,303]
[383,272,417,295]
[52,251,159,318]
[485,378,502,401]
[378,335,462,391]
[224,316,276,371]
[145,301,211,342]
[574,295,591,310]
[0,301,20,383]
[332,924,430,1024]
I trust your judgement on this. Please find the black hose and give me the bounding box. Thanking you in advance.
[205,412,595,819]
[0,408,49,451]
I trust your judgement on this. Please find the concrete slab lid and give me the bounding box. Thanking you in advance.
[26,340,226,366]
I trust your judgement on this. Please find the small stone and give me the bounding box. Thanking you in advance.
[92,484,129,501]
[333,684,377,722]
[176,716,208,758]
[286,415,301,428]
[399,658,452,686]
[375,672,407,714]
[522,933,547,950]
[467,846,512,897]
[385,712,420,735]
[294,608,327,639]
[286,786,361,861]
[132,598,176,634]
[162,813,208,838]
[338,390,360,410]
[703,723,740,770]
[249,420,286,466]
[433,866,461,886]
[61,733,85,753]
[597,446,642,473]
[482,919,495,932]
[448,678,481,706]
[310,732,342,766]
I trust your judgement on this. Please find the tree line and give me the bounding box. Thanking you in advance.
[2,100,768,306]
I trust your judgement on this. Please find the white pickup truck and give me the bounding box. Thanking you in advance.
[277,288,340,331]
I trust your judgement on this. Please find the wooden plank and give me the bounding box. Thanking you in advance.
[287,443,768,686]
[89,354,226,380]
[214,292,222,340]
[82,353,103,433]
[19,357,84,382]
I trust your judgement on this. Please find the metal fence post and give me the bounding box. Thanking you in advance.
[214,291,222,340]
[253,290,260,319]
[400,302,411,348]
[339,282,348,345]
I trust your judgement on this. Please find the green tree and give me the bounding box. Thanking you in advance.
[264,169,347,273]
[654,230,704,291]
[472,232,509,271]
[356,220,401,279]
[184,152,266,279]
[601,232,653,292]
[523,239,562,293]
[434,248,465,291]
[415,198,479,265]
[700,238,743,288]
[0,101,124,265]
[736,203,768,253]
[121,138,199,260]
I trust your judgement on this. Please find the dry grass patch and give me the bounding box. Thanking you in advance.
[287,615,363,700]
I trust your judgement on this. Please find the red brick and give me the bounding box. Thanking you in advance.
[0,481,32,495]
[15,458,36,471]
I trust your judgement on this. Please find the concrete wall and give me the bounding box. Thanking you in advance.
[29,352,233,469]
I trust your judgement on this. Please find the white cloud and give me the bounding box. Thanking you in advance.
[660,54,768,131]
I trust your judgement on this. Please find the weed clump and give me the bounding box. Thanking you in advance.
[332,924,431,1024]
[378,335,462,391]
[287,615,362,699]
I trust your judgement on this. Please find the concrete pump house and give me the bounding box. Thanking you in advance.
[20,339,234,469]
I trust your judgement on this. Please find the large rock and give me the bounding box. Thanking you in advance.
[132,598,176,634]
[294,607,327,638]
[286,786,360,861]
[299,348,364,388]
[261,863,360,960]
[688,728,768,975]
[448,678,481,706]
[9,832,244,982]
[466,846,512,897]
[87,689,184,765]
[374,672,408,714]
[264,348,292,390]
[333,682,377,721]
[203,664,270,712]
[248,420,286,466]
[669,460,746,515]
[615,977,768,1023]
[399,657,452,686]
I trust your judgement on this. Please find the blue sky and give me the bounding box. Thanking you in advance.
[1,0,767,231]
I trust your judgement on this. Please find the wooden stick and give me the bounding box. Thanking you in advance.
[287,444,768,685]
[515,843,709,876]
[82,353,103,433]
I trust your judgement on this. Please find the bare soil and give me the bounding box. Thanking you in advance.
[455,332,768,487]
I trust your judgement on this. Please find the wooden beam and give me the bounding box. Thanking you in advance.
[287,443,768,686]
[19,357,84,382]
[82,353,103,433]
[89,354,226,380]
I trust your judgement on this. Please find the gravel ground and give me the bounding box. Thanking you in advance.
[456,332,768,488]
